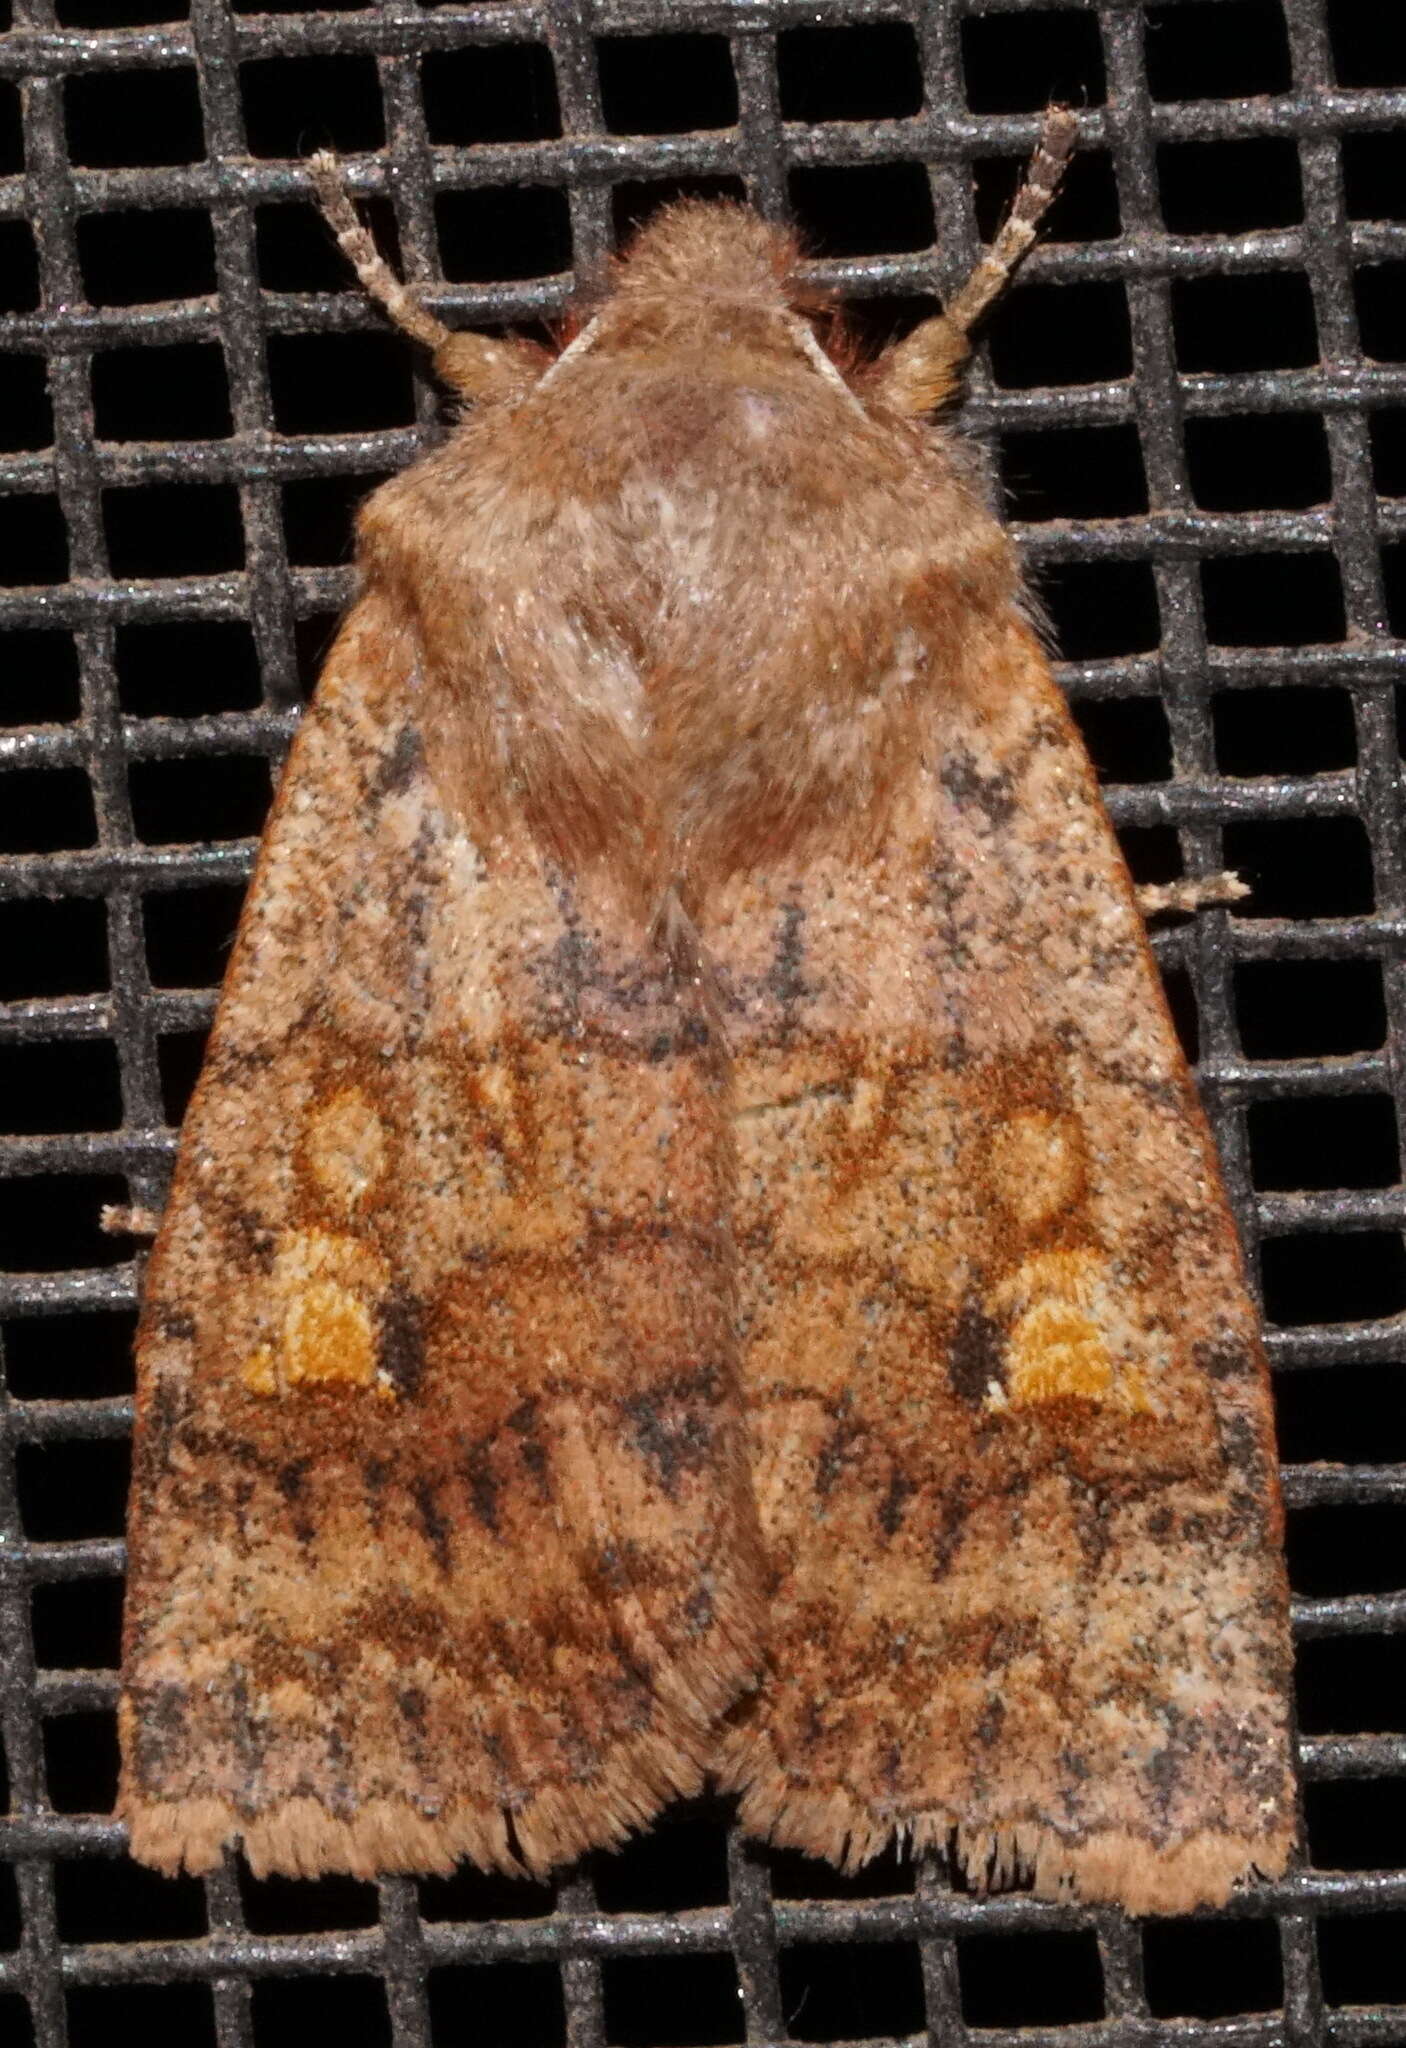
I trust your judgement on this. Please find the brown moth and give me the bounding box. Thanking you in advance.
[119,113,1297,1912]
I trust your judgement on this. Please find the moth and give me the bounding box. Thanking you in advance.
[119,112,1296,1913]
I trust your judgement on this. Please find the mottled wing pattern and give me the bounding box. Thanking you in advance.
[120,592,763,1879]
[712,624,1295,1915]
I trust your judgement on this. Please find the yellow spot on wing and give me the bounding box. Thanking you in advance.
[275,1227,384,1293]
[1005,1297,1113,1404]
[990,1248,1100,1321]
[988,1248,1153,1413]
[239,1227,396,1401]
[283,1280,377,1390]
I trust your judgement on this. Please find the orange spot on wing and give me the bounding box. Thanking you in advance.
[238,1228,396,1401]
[989,1248,1153,1413]
[1005,1296,1113,1404]
[283,1280,378,1390]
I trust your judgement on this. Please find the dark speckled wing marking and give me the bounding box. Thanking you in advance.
[119,589,763,1882]
[712,623,1295,1916]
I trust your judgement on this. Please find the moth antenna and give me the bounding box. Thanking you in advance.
[308,151,534,401]
[308,151,450,354]
[941,106,1078,343]
[876,106,1078,417]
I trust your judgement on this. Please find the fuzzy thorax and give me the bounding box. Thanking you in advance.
[361,205,1016,917]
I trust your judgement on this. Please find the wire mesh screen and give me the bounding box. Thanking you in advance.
[0,0,1403,2042]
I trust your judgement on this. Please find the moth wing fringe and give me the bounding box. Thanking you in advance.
[124,1702,736,1881]
[727,1767,1295,1915]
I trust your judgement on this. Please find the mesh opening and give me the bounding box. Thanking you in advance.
[1,3,1403,2044]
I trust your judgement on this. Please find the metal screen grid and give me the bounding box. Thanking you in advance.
[0,0,1403,2043]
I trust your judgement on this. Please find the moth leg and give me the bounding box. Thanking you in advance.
[1136,870,1249,918]
[877,105,1078,416]
[99,1203,161,1239]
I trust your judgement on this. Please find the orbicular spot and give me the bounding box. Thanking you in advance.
[239,1227,397,1402]
[899,1237,952,1293]
[986,1249,1154,1414]
[989,1109,1086,1230]
[302,1087,387,1216]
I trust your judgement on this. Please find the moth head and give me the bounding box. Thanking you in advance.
[554,199,860,392]
[611,199,802,312]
